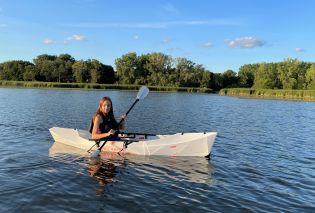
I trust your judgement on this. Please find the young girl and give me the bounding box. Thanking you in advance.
[90,97,126,140]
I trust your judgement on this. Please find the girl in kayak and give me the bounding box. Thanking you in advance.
[90,96,126,140]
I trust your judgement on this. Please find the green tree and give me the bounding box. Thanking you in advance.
[253,63,280,89]
[23,65,37,81]
[135,54,151,85]
[89,59,115,84]
[0,60,34,81]
[175,58,210,87]
[277,58,310,89]
[221,70,239,88]
[175,58,194,72]
[33,54,76,82]
[72,60,90,83]
[200,71,212,88]
[207,72,221,90]
[144,52,173,86]
[56,54,75,82]
[305,64,315,89]
[33,54,58,81]
[175,58,195,87]
[72,59,115,83]
[115,52,139,84]
[238,64,258,87]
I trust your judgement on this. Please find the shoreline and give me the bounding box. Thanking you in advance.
[0,80,213,93]
[2,81,315,101]
[219,88,315,102]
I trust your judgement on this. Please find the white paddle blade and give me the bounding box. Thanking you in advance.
[137,86,149,100]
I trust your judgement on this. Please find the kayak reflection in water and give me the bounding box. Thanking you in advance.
[89,96,126,140]
[88,158,117,186]
[88,153,127,195]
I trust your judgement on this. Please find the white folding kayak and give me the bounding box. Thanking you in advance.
[49,127,217,157]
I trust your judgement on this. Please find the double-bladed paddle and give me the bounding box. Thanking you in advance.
[91,86,149,159]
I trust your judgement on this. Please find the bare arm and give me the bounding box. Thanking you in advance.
[118,114,126,130]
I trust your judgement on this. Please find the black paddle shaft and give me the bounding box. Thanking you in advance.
[119,98,139,126]
[98,98,139,151]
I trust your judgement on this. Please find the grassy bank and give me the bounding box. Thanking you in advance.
[0,80,213,93]
[219,88,315,101]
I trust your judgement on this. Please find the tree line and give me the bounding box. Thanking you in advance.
[1,53,314,90]
[238,58,315,89]
[0,54,115,84]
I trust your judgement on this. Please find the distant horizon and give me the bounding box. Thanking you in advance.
[1,0,314,73]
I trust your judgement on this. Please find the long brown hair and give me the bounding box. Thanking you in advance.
[89,97,117,133]
[95,96,116,121]
[89,97,120,133]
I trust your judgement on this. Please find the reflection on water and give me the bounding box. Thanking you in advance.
[88,159,118,196]
[89,159,116,185]
[49,142,89,157]
[49,143,123,194]
[49,142,215,189]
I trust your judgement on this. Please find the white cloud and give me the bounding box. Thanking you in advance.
[225,36,265,48]
[65,34,87,42]
[168,47,181,52]
[63,19,241,29]
[162,3,180,14]
[202,42,212,48]
[43,38,54,44]
[295,47,305,52]
[133,35,140,40]
[162,37,172,43]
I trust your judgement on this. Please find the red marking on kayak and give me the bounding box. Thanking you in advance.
[170,145,177,149]
[111,141,116,145]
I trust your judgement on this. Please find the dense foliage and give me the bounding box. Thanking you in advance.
[0,54,115,84]
[1,53,314,91]
[115,52,214,88]
[238,58,315,90]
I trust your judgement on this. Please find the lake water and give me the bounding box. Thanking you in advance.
[0,88,315,212]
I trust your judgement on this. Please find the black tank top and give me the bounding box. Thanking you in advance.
[89,114,118,134]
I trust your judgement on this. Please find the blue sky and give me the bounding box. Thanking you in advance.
[0,0,314,73]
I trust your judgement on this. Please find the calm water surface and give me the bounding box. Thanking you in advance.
[0,88,315,212]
